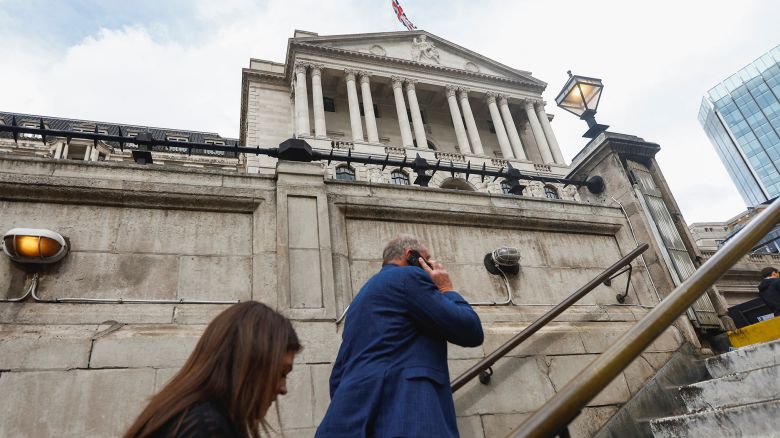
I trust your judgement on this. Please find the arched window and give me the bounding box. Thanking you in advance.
[440,178,475,191]
[335,165,356,181]
[391,169,410,185]
[544,185,560,199]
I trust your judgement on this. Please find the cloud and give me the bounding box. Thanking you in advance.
[0,0,776,224]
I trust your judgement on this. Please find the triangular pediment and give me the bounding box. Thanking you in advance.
[290,31,545,88]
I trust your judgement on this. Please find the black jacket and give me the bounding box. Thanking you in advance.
[758,278,780,313]
[152,401,246,438]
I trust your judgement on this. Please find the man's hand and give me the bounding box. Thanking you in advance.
[419,258,454,293]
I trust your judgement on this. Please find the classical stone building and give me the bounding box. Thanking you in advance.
[0,30,735,437]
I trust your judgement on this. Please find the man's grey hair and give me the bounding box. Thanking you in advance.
[383,234,424,264]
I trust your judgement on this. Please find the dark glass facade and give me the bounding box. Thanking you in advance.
[699,45,780,207]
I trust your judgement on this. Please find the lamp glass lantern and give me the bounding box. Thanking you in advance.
[555,71,609,138]
[2,228,68,264]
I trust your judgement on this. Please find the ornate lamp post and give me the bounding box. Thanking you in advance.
[555,71,609,138]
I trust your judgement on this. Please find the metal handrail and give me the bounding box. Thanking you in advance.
[508,198,780,438]
[451,243,649,392]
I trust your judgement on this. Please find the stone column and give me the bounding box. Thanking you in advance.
[83,144,93,161]
[359,72,379,143]
[405,80,427,148]
[486,92,514,159]
[445,85,471,155]
[535,102,566,165]
[53,142,63,159]
[525,100,554,164]
[62,143,69,159]
[91,147,99,161]
[310,64,327,138]
[458,88,484,155]
[294,63,310,137]
[391,76,414,148]
[499,95,527,160]
[344,69,364,142]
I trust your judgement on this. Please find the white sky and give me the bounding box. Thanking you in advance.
[1,0,778,223]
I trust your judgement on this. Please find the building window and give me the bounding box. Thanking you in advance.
[20,122,42,139]
[167,135,189,142]
[335,165,356,181]
[204,139,225,145]
[359,103,380,118]
[544,186,560,199]
[391,170,409,185]
[324,97,336,112]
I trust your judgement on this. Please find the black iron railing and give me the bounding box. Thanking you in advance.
[0,118,606,192]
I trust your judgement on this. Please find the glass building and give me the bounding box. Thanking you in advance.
[698,44,780,207]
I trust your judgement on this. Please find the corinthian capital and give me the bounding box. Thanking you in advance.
[294,63,309,75]
[404,79,418,92]
[344,68,357,81]
[457,87,470,98]
[309,64,324,77]
[359,71,372,84]
[485,91,498,104]
[498,94,510,106]
[445,85,458,97]
[391,75,405,89]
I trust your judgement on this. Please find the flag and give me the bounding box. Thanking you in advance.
[391,0,417,31]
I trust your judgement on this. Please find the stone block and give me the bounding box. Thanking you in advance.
[277,364,314,429]
[90,325,204,368]
[287,196,320,249]
[311,363,334,424]
[482,322,588,357]
[0,325,96,370]
[569,406,619,438]
[0,257,26,300]
[289,248,323,309]
[154,368,179,392]
[177,255,252,301]
[349,260,379,300]
[172,304,231,324]
[114,208,252,256]
[453,356,556,416]
[623,354,658,396]
[292,322,340,364]
[253,196,278,253]
[0,368,156,437]
[0,201,122,252]
[546,354,631,406]
[37,252,179,301]
[512,266,623,305]
[253,252,278,308]
[449,343,485,360]
[579,323,682,354]
[0,303,175,325]
[457,415,485,438]
[480,412,531,437]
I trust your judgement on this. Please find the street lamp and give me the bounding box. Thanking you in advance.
[555,71,609,138]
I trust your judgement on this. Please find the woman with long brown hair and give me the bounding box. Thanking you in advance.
[124,301,301,438]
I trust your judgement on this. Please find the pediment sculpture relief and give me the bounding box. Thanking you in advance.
[369,44,387,56]
[411,35,440,64]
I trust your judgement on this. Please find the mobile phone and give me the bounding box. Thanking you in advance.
[407,250,426,267]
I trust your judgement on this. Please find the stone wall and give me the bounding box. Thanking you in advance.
[0,153,693,437]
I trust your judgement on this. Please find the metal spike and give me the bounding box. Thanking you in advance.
[492,166,504,182]
[381,153,390,171]
[327,149,333,165]
[465,162,471,180]
[11,116,18,144]
[481,163,486,182]
[116,125,124,151]
[93,124,99,149]
[430,159,440,177]
[39,118,47,144]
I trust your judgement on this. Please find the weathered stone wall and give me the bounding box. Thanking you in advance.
[0,154,691,437]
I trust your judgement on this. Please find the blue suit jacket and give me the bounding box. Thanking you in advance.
[315,264,484,438]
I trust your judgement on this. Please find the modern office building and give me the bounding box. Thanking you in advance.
[698,44,780,207]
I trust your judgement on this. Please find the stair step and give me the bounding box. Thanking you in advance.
[706,338,780,378]
[680,364,780,412]
[649,398,780,438]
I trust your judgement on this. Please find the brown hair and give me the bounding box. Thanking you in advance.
[124,301,301,438]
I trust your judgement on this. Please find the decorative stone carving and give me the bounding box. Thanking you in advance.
[404,79,418,92]
[445,85,458,97]
[411,35,440,64]
[464,62,480,72]
[485,91,498,104]
[457,87,470,97]
[344,68,357,81]
[369,44,386,56]
[359,71,371,84]
[293,63,308,75]
[391,76,405,89]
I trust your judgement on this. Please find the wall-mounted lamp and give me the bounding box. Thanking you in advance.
[555,71,609,138]
[2,228,68,264]
[484,247,520,276]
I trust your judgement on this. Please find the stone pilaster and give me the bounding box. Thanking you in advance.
[344,69,364,142]
[310,64,326,138]
[391,76,414,148]
[446,85,472,155]
[294,63,310,137]
[486,92,514,159]
[458,88,484,155]
[359,72,379,143]
[499,95,527,160]
[525,100,553,164]
[405,79,427,148]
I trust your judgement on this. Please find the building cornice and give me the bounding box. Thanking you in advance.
[287,41,546,93]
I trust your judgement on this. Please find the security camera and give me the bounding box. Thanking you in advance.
[2,228,68,264]
[484,247,520,275]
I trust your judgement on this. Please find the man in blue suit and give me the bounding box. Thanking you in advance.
[316,234,484,437]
